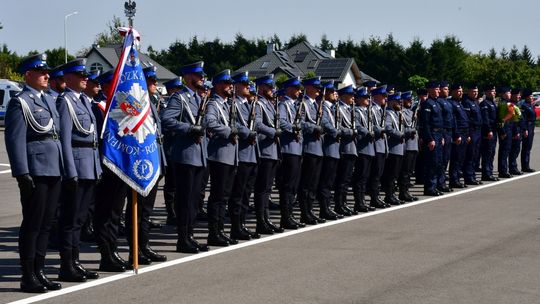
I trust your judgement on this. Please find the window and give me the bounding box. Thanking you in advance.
[90,62,103,72]
[0,90,5,106]
[307,60,317,69]
[260,61,269,69]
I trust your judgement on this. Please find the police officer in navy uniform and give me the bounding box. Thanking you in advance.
[5,54,63,292]
[508,88,523,175]
[279,77,306,227]
[381,92,405,205]
[297,76,326,225]
[351,87,377,211]
[462,84,483,185]
[252,74,284,235]
[497,86,515,178]
[205,69,239,246]
[161,61,209,253]
[398,91,418,202]
[479,84,499,181]
[436,81,454,192]
[520,89,536,172]
[124,66,168,265]
[47,65,66,99]
[448,84,469,188]
[368,85,390,207]
[317,81,345,218]
[55,59,101,282]
[419,81,445,196]
[333,85,358,215]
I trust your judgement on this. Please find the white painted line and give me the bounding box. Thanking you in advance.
[0,169,12,174]
[0,163,11,167]
[8,171,540,304]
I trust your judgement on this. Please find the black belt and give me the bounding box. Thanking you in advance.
[27,133,59,142]
[72,140,98,149]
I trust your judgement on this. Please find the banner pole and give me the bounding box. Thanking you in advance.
[132,189,139,274]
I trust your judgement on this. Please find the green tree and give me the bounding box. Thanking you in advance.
[408,75,428,90]
[285,34,308,49]
[95,15,125,46]
[319,34,334,51]
[45,48,74,68]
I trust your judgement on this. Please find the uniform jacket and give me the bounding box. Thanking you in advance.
[235,96,260,164]
[385,108,405,155]
[480,98,497,136]
[437,97,455,131]
[419,97,444,142]
[279,96,303,156]
[355,105,375,156]
[321,101,341,159]
[450,98,470,140]
[462,97,482,130]
[301,96,324,157]
[520,100,537,131]
[205,94,239,166]
[336,101,357,156]
[371,103,388,154]
[402,108,418,151]
[256,96,279,160]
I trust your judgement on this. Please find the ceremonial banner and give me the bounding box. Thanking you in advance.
[101,28,160,196]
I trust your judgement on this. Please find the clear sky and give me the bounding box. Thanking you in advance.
[1,0,539,60]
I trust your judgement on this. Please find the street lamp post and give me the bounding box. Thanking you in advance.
[64,11,78,63]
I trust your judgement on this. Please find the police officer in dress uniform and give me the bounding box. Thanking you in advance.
[161,61,209,253]
[398,91,419,202]
[47,65,66,98]
[161,77,184,225]
[496,86,514,178]
[253,74,285,234]
[316,81,346,218]
[55,59,101,282]
[368,85,390,207]
[351,87,377,211]
[479,84,499,181]
[204,69,239,246]
[84,70,101,100]
[5,54,63,293]
[297,77,326,225]
[508,88,523,175]
[124,65,168,265]
[381,92,405,205]
[419,81,445,196]
[520,89,536,172]
[462,84,483,185]
[413,88,428,185]
[448,84,470,188]
[436,81,454,192]
[333,85,359,215]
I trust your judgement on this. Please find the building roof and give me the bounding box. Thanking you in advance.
[85,44,177,81]
[235,41,378,86]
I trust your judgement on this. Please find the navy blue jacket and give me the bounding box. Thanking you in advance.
[480,98,498,136]
[419,97,444,142]
[450,98,470,140]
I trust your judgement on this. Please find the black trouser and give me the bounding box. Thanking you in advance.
[18,176,61,261]
[207,161,236,225]
[399,150,417,189]
[317,156,339,202]
[382,154,403,194]
[369,152,386,196]
[334,154,356,200]
[449,142,467,184]
[58,179,96,252]
[163,156,176,211]
[94,169,128,248]
[174,163,205,235]
[229,162,257,217]
[298,153,323,204]
[254,159,277,215]
[279,154,302,210]
[125,181,160,247]
[199,166,210,211]
[352,154,372,194]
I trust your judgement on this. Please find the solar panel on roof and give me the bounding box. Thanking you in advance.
[294,52,308,62]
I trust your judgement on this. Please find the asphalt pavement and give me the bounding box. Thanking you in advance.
[1,130,540,304]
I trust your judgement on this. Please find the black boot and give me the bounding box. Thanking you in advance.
[230,213,251,240]
[99,244,126,272]
[370,195,386,209]
[110,243,129,268]
[299,198,317,225]
[218,220,238,245]
[319,199,340,220]
[207,222,230,246]
[308,198,326,223]
[280,196,299,230]
[264,207,284,233]
[34,256,61,291]
[141,243,167,262]
[176,227,199,254]
[288,198,305,228]
[341,193,357,215]
[255,211,274,235]
[353,191,370,213]
[240,212,259,239]
[80,220,95,243]
[164,191,177,226]
[128,248,152,267]
[21,259,47,293]
[59,250,86,282]
[333,192,347,216]
[73,248,99,279]
[384,194,402,206]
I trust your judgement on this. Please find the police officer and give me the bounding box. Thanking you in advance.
[497,86,514,178]
[84,70,101,100]
[419,81,444,196]
[253,74,284,234]
[448,84,469,188]
[479,84,499,181]
[520,89,536,172]
[163,77,184,99]
[317,81,345,218]
[436,81,454,192]
[228,73,261,239]
[5,54,63,292]
[414,88,429,185]
[47,65,66,98]
[204,69,239,246]
[381,92,405,205]
[161,61,209,253]
[508,89,523,175]
[55,59,101,282]
[368,85,390,207]
[398,91,418,202]
[124,66,168,264]
[462,84,483,185]
[279,77,306,226]
[351,87,377,211]
[297,77,326,225]
[333,85,358,215]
